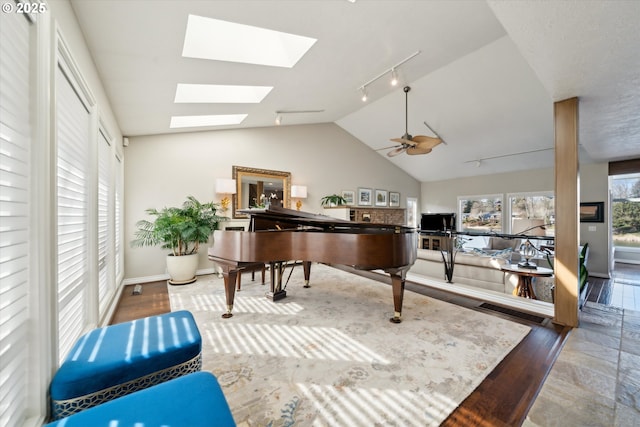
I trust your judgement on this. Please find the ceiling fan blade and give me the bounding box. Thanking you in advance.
[387,147,406,157]
[390,137,415,146]
[376,144,402,151]
[407,146,432,155]
[411,135,443,149]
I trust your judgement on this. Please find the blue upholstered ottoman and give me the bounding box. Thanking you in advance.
[45,372,236,427]
[50,310,202,419]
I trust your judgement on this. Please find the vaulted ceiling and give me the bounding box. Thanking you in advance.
[70,0,640,182]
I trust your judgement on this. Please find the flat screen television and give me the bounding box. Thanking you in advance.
[420,213,456,232]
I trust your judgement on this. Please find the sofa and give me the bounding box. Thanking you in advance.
[410,249,516,294]
[409,248,556,302]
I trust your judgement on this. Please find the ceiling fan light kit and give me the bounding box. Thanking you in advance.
[379,86,443,157]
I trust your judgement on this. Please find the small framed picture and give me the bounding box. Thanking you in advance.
[341,190,355,205]
[375,189,387,207]
[358,188,372,206]
[389,191,400,207]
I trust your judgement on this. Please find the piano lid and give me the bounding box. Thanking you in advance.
[239,205,415,233]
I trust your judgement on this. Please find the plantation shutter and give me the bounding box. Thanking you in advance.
[56,61,91,361]
[115,153,123,282]
[0,10,32,426]
[97,128,112,316]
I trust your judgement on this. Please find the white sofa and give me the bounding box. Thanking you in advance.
[409,249,556,302]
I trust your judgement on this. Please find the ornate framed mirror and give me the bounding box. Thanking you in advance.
[232,166,291,218]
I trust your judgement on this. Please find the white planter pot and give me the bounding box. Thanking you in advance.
[166,253,198,285]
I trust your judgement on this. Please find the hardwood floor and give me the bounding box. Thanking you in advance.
[109,263,638,426]
[109,280,170,324]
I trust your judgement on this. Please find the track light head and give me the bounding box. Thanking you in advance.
[361,87,368,102]
[390,68,398,86]
[275,114,282,125]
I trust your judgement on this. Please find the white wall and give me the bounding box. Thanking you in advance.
[579,162,611,276]
[124,123,421,280]
[421,162,611,277]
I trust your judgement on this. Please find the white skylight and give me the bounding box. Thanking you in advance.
[169,114,247,129]
[182,15,317,68]
[174,84,273,103]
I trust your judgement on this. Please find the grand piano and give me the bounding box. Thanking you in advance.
[207,206,417,323]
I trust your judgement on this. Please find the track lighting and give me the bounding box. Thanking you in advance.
[275,114,282,125]
[390,68,398,86]
[356,50,420,101]
[464,147,554,165]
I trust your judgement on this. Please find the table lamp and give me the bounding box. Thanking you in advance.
[215,178,236,212]
[291,185,308,210]
[518,239,538,269]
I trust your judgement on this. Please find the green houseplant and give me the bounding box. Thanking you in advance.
[131,196,225,284]
[320,194,347,207]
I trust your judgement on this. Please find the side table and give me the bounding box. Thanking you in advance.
[501,264,554,299]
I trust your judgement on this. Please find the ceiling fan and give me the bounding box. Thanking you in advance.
[378,86,443,157]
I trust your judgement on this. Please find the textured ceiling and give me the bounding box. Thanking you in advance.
[70,0,640,182]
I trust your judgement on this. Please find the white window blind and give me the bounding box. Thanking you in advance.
[0,10,32,427]
[97,128,112,316]
[56,62,91,361]
[115,154,123,282]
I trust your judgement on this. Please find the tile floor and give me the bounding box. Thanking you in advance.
[525,263,640,427]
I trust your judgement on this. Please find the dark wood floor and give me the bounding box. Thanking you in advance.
[110,263,639,426]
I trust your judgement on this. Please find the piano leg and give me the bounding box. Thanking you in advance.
[221,269,239,319]
[267,261,287,301]
[389,271,406,324]
[303,261,311,288]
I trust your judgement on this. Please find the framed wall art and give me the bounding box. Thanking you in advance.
[389,191,400,207]
[358,188,372,206]
[375,189,388,207]
[341,190,355,205]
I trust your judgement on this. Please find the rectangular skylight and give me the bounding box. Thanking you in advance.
[182,15,316,68]
[169,114,247,129]
[174,84,273,103]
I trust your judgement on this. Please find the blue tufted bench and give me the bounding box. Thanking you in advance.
[50,310,202,419]
[45,371,236,427]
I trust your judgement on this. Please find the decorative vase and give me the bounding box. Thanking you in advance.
[166,253,199,285]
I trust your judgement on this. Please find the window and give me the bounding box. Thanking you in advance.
[406,197,418,228]
[56,41,95,361]
[0,10,33,426]
[611,173,640,248]
[97,126,113,317]
[458,194,502,233]
[507,192,555,237]
[115,153,123,283]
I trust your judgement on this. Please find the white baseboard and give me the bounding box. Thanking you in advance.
[123,267,219,286]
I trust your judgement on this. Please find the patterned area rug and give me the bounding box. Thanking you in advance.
[169,263,530,427]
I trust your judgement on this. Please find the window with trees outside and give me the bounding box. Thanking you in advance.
[611,173,640,248]
[458,194,503,233]
[507,192,555,237]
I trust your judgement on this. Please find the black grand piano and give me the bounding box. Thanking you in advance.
[207,206,417,323]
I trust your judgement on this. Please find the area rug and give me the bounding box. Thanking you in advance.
[169,263,530,427]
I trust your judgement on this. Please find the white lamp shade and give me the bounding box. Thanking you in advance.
[216,178,236,194]
[291,185,307,198]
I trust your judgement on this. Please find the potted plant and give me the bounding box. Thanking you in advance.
[320,194,347,207]
[131,196,226,284]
